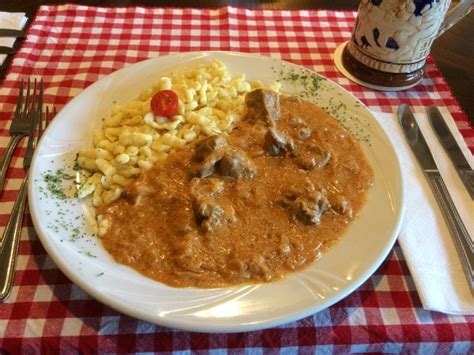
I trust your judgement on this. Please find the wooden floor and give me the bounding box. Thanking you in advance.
[1,0,472,124]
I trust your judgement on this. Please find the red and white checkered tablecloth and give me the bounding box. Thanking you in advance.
[1,4,473,353]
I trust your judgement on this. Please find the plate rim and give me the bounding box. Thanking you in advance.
[28,50,405,332]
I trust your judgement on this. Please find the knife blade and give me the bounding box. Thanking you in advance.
[0,29,25,38]
[427,105,474,200]
[398,104,474,291]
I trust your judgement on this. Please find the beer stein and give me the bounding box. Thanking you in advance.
[334,0,473,90]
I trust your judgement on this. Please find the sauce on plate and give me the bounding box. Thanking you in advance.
[99,90,374,288]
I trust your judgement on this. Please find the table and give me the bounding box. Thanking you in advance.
[0,2,473,353]
[1,0,473,125]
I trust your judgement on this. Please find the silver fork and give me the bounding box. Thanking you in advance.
[0,105,52,302]
[0,79,43,194]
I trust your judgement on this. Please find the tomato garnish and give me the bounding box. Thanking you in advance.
[150,90,179,117]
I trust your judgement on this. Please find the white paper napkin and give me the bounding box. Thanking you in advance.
[0,11,28,65]
[373,109,474,315]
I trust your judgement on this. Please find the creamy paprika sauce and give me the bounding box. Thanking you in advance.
[99,91,374,288]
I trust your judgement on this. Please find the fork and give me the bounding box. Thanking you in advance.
[0,78,43,194]
[0,105,51,302]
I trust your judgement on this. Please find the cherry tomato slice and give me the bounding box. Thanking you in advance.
[150,90,178,117]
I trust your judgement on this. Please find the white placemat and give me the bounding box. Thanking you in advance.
[373,109,474,315]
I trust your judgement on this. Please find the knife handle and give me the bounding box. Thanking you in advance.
[459,170,474,200]
[426,170,474,290]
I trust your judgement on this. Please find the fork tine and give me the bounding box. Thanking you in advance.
[38,105,52,141]
[48,106,52,126]
[24,100,38,171]
[39,106,46,138]
[38,109,43,139]
[30,79,37,119]
[38,79,43,119]
[13,79,23,119]
[28,79,36,121]
[22,78,31,120]
[37,81,44,138]
[44,106,50,131]
[26,79,38,138]
[51,107,57,127]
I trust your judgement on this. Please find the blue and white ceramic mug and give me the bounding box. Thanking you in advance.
[341,0,473,89]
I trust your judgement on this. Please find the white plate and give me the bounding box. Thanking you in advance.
[29,51,404,333]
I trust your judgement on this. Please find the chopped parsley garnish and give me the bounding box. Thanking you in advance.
[81,251,97,258]
[73,153,81,171]
[43,169,74,200]
[274,65,327,99]
[69,227,81,242]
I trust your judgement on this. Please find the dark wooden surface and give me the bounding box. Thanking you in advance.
[0,0,473,123]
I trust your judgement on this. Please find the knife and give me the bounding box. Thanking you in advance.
[398,104,474,291]
[0,29,25,38]
[427,105,474,200]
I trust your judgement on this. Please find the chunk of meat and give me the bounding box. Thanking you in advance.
[277,177,321,208]
[265,128,295,156]
[338,159,374,191]
[291,189,330,225]
[223,253,251,281]
[295,145,331,170]
[218,148,256,179]
[196,151,224,178]
[194,135,256,179]
[297,127,312,140]
[193,196,236,233]
[173,231,205,273]
[248,255,272,282]
[245,89,281,126]
[288,117,305,128]
[278,233,292,256]
[227,258,249,274]
[190,177,224,198]
[164,193,195,234]
[289,117,312,140]
[283,235,309,270]
[194,135,227,161]
[332,195,353,219]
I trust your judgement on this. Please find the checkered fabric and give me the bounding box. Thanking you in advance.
[0,4,473,353]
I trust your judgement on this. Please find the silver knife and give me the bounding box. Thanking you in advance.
[0,29,25,38]
[427,105,474,200]
[398,104,474,291]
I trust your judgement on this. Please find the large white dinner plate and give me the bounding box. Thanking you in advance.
[29,51,404,332]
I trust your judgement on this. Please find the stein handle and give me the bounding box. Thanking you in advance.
[438,0,473,36]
